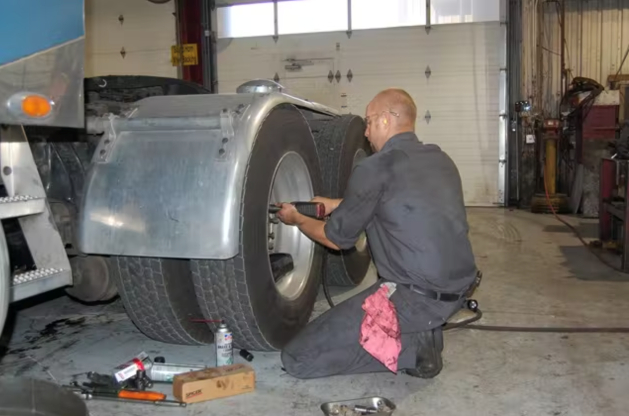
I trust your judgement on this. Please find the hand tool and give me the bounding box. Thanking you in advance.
[78,391,186,407]
[239,348,254,362]
[268,201,325,219]
[64,382,185,407]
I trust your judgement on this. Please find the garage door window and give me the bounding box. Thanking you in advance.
[217,2,274,38]
[430,0,500,24]
[278,0,348,35]
[352,0,427,30]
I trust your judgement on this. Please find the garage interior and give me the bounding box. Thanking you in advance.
[3,0,629,415]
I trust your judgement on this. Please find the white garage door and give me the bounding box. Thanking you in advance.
[218,22,502,206]
[84,0,177,78]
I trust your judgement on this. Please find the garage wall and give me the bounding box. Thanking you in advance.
[84,0,178,78]
[517,0,629,117]
[217,23,501,206]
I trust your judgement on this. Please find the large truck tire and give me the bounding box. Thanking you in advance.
[192,106,324,352]
[314,115,373,286]
[110,256,213,345]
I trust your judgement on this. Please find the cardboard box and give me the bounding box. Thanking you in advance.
[172,363,255,404]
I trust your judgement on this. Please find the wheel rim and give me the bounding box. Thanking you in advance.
[352,148,368,253]
[268,151,315,301]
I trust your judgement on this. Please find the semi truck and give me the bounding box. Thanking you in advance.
[0,0,371,350]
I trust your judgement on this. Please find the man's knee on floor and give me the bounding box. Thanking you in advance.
[280,348,319,379]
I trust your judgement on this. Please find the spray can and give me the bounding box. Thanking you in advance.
[215,321,233,367]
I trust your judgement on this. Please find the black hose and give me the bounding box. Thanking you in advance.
[322,254,335,308]
[444,309,629,333]
[321,271,629,333]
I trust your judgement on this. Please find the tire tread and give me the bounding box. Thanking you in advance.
[112,256,211,345]
[314,115,370,286]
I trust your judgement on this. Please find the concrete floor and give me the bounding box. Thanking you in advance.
[2,208,629,416]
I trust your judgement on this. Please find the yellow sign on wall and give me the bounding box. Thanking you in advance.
[171,44,198,66]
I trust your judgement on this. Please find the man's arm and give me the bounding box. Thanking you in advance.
[323,163,384,250]
[276,162,383,250]
[296,215,340,251]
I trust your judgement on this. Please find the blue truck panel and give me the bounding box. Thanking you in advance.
[0,0,84,66]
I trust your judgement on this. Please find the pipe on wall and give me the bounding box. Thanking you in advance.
[177,0,204,86]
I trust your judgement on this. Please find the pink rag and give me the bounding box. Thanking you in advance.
[359,285,401,372]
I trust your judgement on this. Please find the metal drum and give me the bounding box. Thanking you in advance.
[0,378,88,416]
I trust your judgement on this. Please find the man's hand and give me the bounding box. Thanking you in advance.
[311,197,342,216]
[276,203,304,226]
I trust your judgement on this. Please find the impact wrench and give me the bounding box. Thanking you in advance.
[269,201,326,219]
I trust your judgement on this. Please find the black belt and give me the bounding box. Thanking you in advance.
[406,284,465,302]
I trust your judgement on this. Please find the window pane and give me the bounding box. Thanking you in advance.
[431,0,499,24]
[352,0,426,30]
[278,0,348,35]
[217,3,274,38]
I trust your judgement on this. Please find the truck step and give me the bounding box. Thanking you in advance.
[1,126,72,301]
[0,195,45,219]
[11,268,72,302]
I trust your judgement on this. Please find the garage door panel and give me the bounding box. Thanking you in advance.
[85,0,176,78]
[218,22,500,206]
[86,51,175,78]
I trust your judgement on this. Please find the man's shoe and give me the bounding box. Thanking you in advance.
[403,327,444,379]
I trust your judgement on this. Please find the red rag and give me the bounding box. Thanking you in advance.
[359,285,401,372]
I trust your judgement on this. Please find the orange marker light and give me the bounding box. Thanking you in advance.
[21,95,52,118]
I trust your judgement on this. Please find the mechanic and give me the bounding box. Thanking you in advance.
[275,88,478,379]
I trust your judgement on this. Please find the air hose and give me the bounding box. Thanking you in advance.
[322,270,629,333]
[322,259,336,308]
[443,308,629,333]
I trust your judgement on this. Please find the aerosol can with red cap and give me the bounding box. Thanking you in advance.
[215,321,233,367]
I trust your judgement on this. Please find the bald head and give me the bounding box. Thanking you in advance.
[364,88,417,151]
[371,88,417,128]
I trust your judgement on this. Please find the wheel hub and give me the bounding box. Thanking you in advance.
[268,152,315,301]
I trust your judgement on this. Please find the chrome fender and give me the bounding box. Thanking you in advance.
[77,91,338,260]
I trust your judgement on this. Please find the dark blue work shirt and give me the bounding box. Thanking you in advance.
[324,132,477,293]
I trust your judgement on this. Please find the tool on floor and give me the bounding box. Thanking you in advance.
[128,369,153,390]
[63,382,185,407]
[321,396,395,416]
[269,201,326,219]
[113,351,152,383]
[215,321,234,366]
[239,348,254,362]
[84,369,152,391]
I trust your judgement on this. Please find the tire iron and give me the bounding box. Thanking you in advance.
[80,392,187,407]
[63,384,186,407]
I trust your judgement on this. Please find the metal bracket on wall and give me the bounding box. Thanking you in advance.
[273,0,279,43]
[328,70,334,83]
[335,70,341,83]
[425,66,431,79]
[120,47,126,59]
[118,14,124,25]
[273,73,280,83]
[346,0,352,38]
[425,0,431,34]
[424,110,431,124]
[347,69,353,82]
